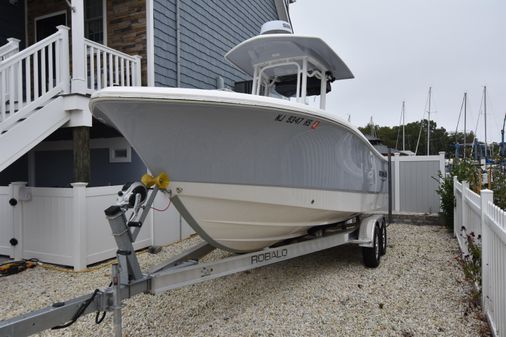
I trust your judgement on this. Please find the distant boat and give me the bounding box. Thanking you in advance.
[90,21,388,253]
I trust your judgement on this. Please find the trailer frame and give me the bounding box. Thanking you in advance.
[0,183,387,337]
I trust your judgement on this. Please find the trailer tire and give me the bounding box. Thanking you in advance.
[362,224,381,268]
[379,223,387,256]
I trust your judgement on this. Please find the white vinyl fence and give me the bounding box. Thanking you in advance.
[1,182,193,270]
[454,177,506,337]
[392,152,445,213]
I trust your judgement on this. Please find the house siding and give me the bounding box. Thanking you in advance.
[0,1,25,48]
[153,0,279,89]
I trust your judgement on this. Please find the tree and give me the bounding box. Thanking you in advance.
[359,119,454,156]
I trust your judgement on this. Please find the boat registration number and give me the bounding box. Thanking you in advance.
[274,114,320,129]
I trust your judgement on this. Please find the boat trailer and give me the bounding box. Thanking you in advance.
[0,174,387,337]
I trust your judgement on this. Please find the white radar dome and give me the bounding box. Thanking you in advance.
[260,21,293,35]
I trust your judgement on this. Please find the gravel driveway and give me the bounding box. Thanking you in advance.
[0,223,488,336]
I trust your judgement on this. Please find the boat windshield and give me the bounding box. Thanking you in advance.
[251,55,334,109]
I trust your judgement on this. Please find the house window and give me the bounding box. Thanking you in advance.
[84,0,105,44]
[110,145,132,163]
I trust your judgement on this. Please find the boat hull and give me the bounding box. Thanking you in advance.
[90,88,388,252]
[171,181,385,252]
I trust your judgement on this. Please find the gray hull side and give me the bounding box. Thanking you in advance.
[94,99,388,195]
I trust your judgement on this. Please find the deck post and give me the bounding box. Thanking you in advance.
[71,0,86,94]
[57,25,71,93]
[134,55,142,85]
[73,126,90,183]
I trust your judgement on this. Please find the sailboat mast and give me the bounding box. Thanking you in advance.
[427,87,431,155]
[464,92,467,159]
[484,86,488,159]
[402,101,406,151]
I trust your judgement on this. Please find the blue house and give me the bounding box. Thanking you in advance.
[0,0,292,187]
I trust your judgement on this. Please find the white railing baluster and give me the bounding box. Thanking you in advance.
[102,49,108,87]
[109,53,113,86]
[8,65,15,114]
[25,55,31,104]
[33,50,39,99]
[41,46,46,94]
[17,60,22,110]
[126,60,130,86]
[96,49,101,89]
[120,58,125,86]
[48,43,53,89]
[114,55,119,85]
[90,46,95,90]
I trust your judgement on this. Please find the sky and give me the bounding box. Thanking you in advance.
[290,0,506,142]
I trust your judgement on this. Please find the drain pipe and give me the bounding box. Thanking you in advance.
[176,0,181,87]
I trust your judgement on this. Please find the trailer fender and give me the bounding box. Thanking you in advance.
[358,215,384,248]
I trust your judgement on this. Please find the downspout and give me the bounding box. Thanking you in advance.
[176,0,180,87]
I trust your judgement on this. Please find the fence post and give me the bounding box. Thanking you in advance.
[8,182,27,260]
[453,176,458,237]
[438,152,445,177]
[461,181,469,237]
[71,182,88,271]
[480,189,493,315]
[394,153,400,212]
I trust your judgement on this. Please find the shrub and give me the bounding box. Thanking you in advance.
[490,166,506,209]
[457,228,482,305]
[436,159,479,231]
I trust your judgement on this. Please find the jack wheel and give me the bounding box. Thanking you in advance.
[362,223,381,268]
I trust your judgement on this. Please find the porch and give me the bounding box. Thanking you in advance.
[0,0,144,173]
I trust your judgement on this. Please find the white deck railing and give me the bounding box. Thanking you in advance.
[0,38,20,61]
[84,38,141,93]
[0,26,70,127]
[454,177,506,337]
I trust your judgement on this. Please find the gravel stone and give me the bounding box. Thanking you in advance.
[0,223,487,336]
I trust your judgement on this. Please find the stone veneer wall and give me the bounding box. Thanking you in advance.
[107,0,147,85]
[26,0,147,85]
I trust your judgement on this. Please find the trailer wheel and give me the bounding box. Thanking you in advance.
[362,224,380,268]
[379,223,387,256]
